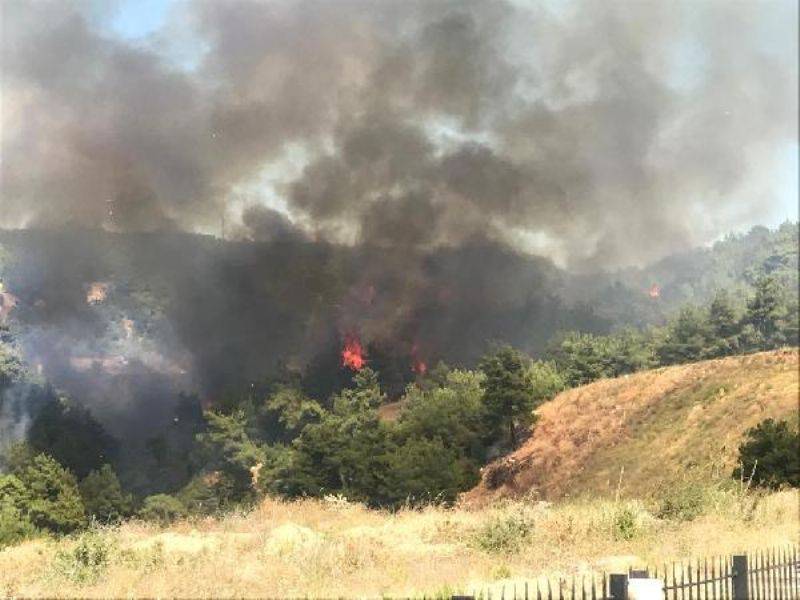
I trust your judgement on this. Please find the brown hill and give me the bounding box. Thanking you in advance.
[464,348,799,504]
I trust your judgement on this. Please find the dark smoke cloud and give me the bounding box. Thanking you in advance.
[0,0,796,443]
[2,0,796,267]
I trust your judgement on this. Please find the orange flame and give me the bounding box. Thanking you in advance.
[410,343,427,375]
[648,283,661,299]
[86,282,109,304]
[342,334,366,370]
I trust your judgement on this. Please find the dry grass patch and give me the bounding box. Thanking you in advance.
[0,488,795,598]
[466,349,798,503]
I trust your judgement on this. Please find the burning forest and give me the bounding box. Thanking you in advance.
[0,1,797,594]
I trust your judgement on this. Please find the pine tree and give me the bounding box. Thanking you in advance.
[479,346,536,448]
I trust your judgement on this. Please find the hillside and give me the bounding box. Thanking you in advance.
[465,348,799,504]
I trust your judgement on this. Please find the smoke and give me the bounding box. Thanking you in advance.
[0,0,796,438]
[2,0,796,266]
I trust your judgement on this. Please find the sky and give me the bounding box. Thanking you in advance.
[109,0,173,40]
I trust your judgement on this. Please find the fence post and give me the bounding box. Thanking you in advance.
[732,555,749,600]
[609,574,628,600]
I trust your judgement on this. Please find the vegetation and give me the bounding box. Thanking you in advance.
[3,453,85,534]
[0,487,795,598]
[480,346,539,448]
[0,230,797,543]
[733,418,800,489]
[79,465,133,523]
[466,349,798,502]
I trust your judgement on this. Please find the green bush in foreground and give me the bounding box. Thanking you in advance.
[473,509,534,554]
[0,500,38,548]
[53,531,113,583]
[12,454,86,534]
[656,482,708,522]
[733,418,800,489]
[139,494,187,525]
[80,464,133,523]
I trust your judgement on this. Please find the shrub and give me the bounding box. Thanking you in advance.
[14,454,86,533]
[733,419,800,489]
[80,464,133,523]
[0,501,38,548]
[612,506,639,541]
[139,494,187,525]
[656,482,707,522]
[473,509,534,554]
[53,531,113,583]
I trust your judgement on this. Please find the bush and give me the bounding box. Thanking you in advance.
[611,505,640,541]
[733,418,800,489]
[13,454,86,533]
[177,475,223,515]
[0,501,38,548]
[139,494,187,525]
[473,509,534,554]
[53,531,113,583]
[80,464,133,523]
[656,482,707,522]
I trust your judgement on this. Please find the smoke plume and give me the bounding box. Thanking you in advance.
[0,0,797,442]
[2,0,796,267]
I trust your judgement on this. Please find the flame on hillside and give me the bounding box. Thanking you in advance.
[411,343,427,375]
[341,334,366,370]
[86,282,109,304]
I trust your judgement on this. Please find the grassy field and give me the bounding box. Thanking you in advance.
[1,486,796,597]
[466,349,798,504]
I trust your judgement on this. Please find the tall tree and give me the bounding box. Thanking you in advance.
[744,276,786,348]
[479,346,536,448]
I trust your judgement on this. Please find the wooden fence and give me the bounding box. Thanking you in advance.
[459,545,799,600]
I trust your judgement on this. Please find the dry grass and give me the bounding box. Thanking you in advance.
[1,488,796,598]
[466,349,799,504]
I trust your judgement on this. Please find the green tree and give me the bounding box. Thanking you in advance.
[527,360,566,405]
[706,290,742,357]
[0,499,38,548]
[733,418,799,489]
[396,369,488,461]
[744,276,786,349]
[285,368,393,504]
[196,410,267,505]
[12,454,85,533]
[479,346,536,448]
[261,385,324,442]
[655,306,711,365]
[384,437,477,506]
[26,395,117,479]
[79,464,133,523]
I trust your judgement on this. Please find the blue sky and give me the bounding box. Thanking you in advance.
[108,0,173,39]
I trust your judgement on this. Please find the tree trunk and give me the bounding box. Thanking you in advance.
[509,419,516,448]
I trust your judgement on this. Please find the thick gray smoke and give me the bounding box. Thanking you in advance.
[2,0,796,268]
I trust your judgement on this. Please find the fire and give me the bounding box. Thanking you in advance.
[648,283,661,299]
[86,282,109,304]
[341,334,366,370]
[410,343,427,375]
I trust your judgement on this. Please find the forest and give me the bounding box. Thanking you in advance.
[1,222,797,545]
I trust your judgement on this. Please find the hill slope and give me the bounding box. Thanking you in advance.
[465,348,799,504]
